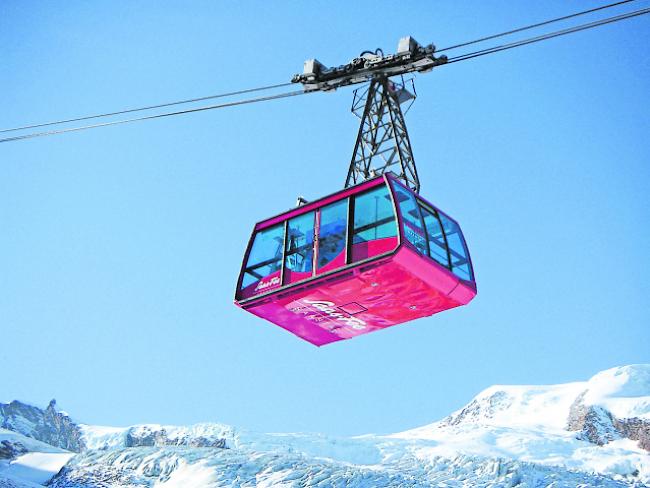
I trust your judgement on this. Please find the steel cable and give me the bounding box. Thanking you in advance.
[445,6,650,64]
[0,90,307,144]
[436,0,637,53]
[0,82,294,134]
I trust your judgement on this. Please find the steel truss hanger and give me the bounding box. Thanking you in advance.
[292,37,446,193]
[346,75,419,192]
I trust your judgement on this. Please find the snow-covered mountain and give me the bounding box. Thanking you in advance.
[0,400,83,453]
[392,364,650,484]
[1,364,649,487]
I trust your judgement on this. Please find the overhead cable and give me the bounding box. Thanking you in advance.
[436,0,636,53]
[0,82,294,134]
[445,6,650,64]
[0,90,306,144]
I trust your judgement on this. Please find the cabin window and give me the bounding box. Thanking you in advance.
[284,211,315,284]
[240,223,284,295]
[438,213,473,281]
[351,185,398,262]
[420,206,450,269]
[317,200,347,273]
[392,184,428,255]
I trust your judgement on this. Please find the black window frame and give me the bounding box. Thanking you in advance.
[236,178,401,303]
[419,198,474,282]
[283,210,317,284]
[434,209,474,282]
[388,176,474,283]
[349,184,400,264]
[391,182,430,257]
[419,203,452,270]
[238,222,285,294]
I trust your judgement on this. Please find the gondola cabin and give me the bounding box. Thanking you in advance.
[234,174,476,346]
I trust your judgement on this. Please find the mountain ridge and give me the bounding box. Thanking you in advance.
[1,364,649,487]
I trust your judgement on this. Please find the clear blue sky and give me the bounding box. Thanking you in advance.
[1,1,648,436]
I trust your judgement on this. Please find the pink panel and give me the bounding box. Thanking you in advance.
[351,236,398,262]
[392,245,458,295]
[448,280,477,303]
[316,249,346,274]
[238,246,477,346]
[283,269,312,285]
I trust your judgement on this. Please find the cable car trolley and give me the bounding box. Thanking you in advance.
[234,37,477,345]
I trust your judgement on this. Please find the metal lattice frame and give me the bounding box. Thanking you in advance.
[345,76,420,193]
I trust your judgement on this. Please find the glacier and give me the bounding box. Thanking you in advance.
[1,364,648,487]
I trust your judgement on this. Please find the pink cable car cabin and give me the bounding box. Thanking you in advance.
[234,173,476,346]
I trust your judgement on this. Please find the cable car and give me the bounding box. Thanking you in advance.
[234,173,476,346]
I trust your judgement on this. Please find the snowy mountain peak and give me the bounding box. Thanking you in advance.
[405,365,650,436]
[434,382,585,430]
[0,400,84,453]
[583,364,650,419]
[566,365,650,450]
[391,365,650,484]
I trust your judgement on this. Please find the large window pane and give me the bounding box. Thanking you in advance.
[317,200,347,273]
[284,212,315,284]
[421,206,450,268]
[438,213,473,281]
[352,185,398,262]
[240,224,284,295]
[392,184,428,255]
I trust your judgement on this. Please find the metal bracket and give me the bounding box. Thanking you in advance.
[292,36,447,93]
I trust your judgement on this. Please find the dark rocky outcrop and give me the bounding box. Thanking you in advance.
[566,391,650,452]
[440,390,513,427]
[566,392,619,445]
[613,417,650,451]
[0,440,28,460]
[0,399,84,452]
[124,426,227,448]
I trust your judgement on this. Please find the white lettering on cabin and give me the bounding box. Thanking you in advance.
[301,299,367,330]
[255,276,280,291]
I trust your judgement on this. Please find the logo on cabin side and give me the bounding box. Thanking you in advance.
[255,276,280,292]
[293,299,367,330]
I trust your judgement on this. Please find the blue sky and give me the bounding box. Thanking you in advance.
[1,1,648,436]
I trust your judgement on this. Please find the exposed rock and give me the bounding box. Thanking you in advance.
[184,436,227,448]
[440,390,513,427]
[125,426,167,448]
[124,426,226,449]
[613,416,650,451]
[566,391,619,445]
[0,440,28,460]
[0,399,84,452]
[566,391,650,452]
